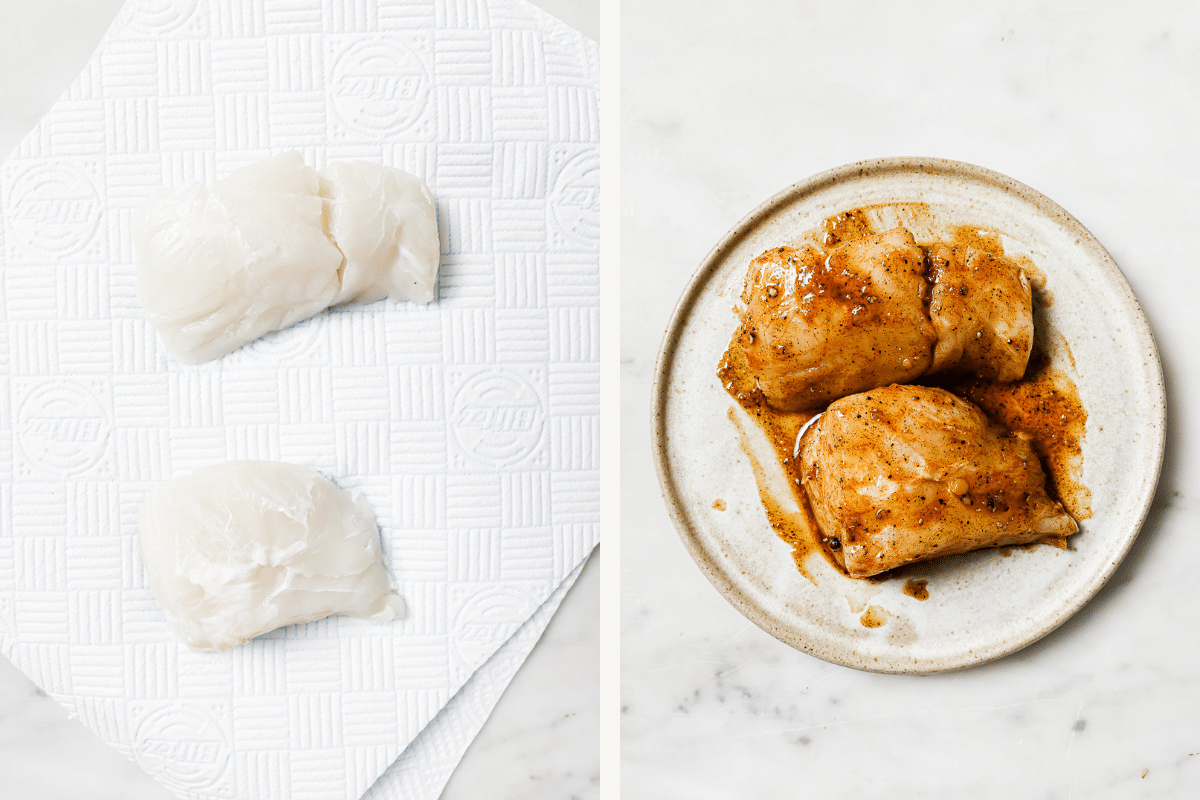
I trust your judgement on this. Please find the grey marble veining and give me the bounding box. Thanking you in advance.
[623,1,1199,797]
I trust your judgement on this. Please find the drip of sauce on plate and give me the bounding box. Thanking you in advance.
[820,203,935,248]
[928,348,1091,520]
[719,205,1090,583]
[725,406,830,583]
[860,606,888,627]
[948,224,1005,255]
[720,349,846,579]
[903,579,930,600]
[822,208,874,247]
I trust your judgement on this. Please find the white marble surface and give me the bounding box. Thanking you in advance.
[0,1,599,798]
[442,556,599,800]
[623,2,1198,798]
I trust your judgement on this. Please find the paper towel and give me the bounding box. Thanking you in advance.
[367,555,586,800]
[0,0,600,797]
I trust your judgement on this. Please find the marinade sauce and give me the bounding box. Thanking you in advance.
[719,345,832,581]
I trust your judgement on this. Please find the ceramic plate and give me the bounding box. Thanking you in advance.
[651,157,1165,673]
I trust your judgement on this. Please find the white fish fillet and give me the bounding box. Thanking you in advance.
[133,152,440,364]
[321,160,440,305]
[133,153,343,364]
[138,461,406,652]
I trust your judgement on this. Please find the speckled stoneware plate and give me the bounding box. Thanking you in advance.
[651,157,1165,674]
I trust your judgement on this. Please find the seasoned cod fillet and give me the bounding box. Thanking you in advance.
[734,228,937,412]
[927,242,1033,382]
[730,227,1038,410]
[798,385,1076,578]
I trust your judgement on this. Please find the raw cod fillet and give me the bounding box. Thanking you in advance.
[138,460,406,652]
[321,159,440,306]
[133,152,343,364]
[133,152,439,364]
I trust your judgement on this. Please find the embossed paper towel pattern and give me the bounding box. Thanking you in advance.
[0,0,599,798]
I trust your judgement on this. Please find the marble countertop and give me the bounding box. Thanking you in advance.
[622,2,1199,798]
[0,1,599,798]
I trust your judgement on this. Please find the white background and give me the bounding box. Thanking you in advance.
[623,2,1199,798]
[0,1,599,798]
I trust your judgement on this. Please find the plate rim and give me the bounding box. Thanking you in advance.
[650,155,1167,674]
